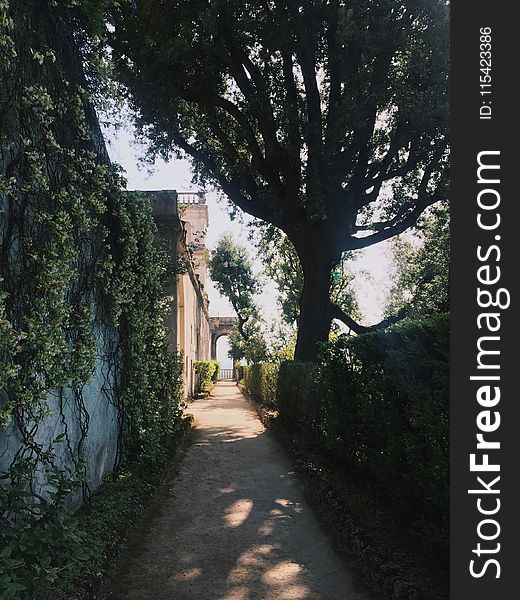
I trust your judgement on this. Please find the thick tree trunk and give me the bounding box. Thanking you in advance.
[293,250,335,362]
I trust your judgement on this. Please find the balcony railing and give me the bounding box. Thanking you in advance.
[219,368,235,380]
[178,192,206,205]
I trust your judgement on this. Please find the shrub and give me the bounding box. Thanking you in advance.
[275,314,449,553]
[241,363,279,408]
[210,361,220,384]
[277,361,318,430]
[193,360,219,395]
[320,314,449,551]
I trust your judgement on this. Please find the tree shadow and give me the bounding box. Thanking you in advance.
[105,387,371,600]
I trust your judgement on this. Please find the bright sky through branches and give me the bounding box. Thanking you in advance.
[104,124,391,327]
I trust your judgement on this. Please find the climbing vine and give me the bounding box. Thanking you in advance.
[0,1,184,596]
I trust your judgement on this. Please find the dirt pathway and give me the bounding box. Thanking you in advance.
[107,381,373,600]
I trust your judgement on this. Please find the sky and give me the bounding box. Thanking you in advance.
[103,124,394,364]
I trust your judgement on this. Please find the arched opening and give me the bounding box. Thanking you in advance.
[216,336,232,369]
[216,336,234,380]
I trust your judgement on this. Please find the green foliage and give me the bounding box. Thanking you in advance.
[254,224,360,327]
[209,234,272,364]
[241,363,279,409]
[276,361,319,430]
[0,2,185,597]
[317,315,449,551]
[0,464,89,599]
[210,361,220,384]
[227,313,270,365]
[386,202,450,319]
[254,316,449,552]
[209,234,260,318]
[194,360,220,395]
[0,470,150,599]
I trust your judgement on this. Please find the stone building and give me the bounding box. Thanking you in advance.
[146,190,212,397]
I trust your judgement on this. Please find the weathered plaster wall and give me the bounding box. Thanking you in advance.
[0,327,120,510]
[0,2,120,508]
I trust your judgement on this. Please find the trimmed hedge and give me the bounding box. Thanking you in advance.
[240,363,279,408]
[277,361,318,430]
[318,314,449,551]
[210,361,220,384]
[193,360,220,395]
[256,314,449,553]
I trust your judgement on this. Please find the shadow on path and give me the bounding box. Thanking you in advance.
[105,382,373,600]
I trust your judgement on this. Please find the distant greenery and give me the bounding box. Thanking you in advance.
[210,234,276,364]
[385,201,449,319]
[209,234,264,362]
[194,360,220,395]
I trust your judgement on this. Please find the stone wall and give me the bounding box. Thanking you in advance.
[148,191,212,397]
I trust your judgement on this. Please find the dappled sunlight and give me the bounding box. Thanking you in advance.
[109,382,371,600]
[224,545,311,599]
[220,586,250,600]
[258,522,274,536]
[168,567,202,582]
[262,560,303,584]
[225,499,254,528]
[276,498,303,514]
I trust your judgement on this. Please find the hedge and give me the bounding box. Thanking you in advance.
[317,314,449,551]
[193,360,220,395]
[277,361,318,430]
[254,314,449,552]
[240,363,279,408]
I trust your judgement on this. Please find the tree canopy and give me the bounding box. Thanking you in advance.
[385,201,449,319]
[209,234,261,339]
[110,0,449,359]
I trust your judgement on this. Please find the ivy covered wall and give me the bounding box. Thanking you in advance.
[0,0,184,520]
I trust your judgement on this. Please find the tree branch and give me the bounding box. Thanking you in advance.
[330,303,408,334]
[279,34,302,192]
[287,1,323,176]
[347,193,442,250]
[216,15,285,167]
[172,134,282,227]
[349,145,448,249]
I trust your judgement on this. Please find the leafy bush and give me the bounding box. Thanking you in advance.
[210,361,220,384]
[241,363,279,408]
[277,361,318,430]
[275,314,449,553]
[194,360,219,395]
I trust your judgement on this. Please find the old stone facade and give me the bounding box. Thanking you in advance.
[147,190,212,397]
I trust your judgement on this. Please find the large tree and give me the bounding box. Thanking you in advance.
[254,224,359,328]
[110,0,449,360]
[209,234,261,339]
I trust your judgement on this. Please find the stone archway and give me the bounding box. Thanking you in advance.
[210,316,238,361]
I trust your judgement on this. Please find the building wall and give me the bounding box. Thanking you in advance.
[0,1,119,508]
[177,196,211,397]
[150,191,211,398]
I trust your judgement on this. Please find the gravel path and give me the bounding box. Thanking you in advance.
[107,381,373,600]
